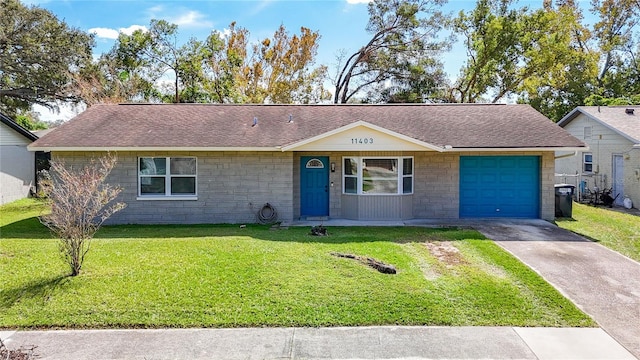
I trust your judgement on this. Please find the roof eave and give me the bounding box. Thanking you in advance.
[557,107,583,127]
[446,146,589,152]
[27,146,282,152]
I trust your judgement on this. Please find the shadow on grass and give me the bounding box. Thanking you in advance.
[553,219,601,243]
[0,275,70,308]
[1,218,486,245]
[0,217,51,239]
[92,223,486,244]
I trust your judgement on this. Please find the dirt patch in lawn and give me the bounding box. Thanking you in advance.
[425,241,468,267]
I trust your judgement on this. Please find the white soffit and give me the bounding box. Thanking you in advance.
[281,121,442,152]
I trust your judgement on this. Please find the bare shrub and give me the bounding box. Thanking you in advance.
[40,153,126,276]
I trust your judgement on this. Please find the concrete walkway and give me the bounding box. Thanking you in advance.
[1,326,635,360]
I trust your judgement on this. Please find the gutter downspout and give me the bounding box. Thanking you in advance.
[555,151,577,160]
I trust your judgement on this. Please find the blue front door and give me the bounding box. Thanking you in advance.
[301,156,329,217]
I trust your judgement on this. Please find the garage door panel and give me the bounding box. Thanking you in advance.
[460,156,540,218]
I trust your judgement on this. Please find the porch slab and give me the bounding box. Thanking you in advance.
[284,218,551,228]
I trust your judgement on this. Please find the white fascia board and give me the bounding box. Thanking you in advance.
[446,147,590,152]
[27,146,280,152]
[557,108,582,127]
[281,120,444,152]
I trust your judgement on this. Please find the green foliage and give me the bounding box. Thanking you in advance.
[334,0,450,104]
[447,0,639,121]
[87,20,327,105]
[14,114,48,130]
[0,200,594,328]
[584,94,640,106]
[448,0,596,105]
[0,0,94,116]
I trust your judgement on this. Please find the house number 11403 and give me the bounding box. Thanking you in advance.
[351,138,374,144]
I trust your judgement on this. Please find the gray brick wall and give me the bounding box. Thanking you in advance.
[53,151,293,224]
[412,152,459,219]
[53,150,555,223]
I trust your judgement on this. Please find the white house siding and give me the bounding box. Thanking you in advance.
[52,151,294,224]
[293,151,554,221]
[624,148,640,208]
[0,122,35,205]
[556,113,639,207]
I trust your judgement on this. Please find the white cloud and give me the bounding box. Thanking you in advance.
[88,27,119,40]
[346,0,372,3]
[120,25,148,35]
[147,5,165,14]
[167,10,213,28]
[88,25,148,40]
[217,28,232,39]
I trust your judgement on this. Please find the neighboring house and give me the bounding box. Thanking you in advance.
[556,106,640,208]
[0,113,38,205]
[28,104,585,224]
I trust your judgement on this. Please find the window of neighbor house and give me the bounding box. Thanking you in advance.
[138,157,196,197]
[343,157,413,195]
[583,153,593,173]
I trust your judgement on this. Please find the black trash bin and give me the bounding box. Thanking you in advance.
[555,184,575,218]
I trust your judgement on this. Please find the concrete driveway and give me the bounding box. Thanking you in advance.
[475,220,640,359]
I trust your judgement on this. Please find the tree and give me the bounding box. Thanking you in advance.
[517,0,639,120]
[15,112,48,130]
[72,50,160,105]
[0,0,94,116]
[333,0,450,103]
[584,93,640,105]
[591,0,639,91]
[40,154,126,276]
[239,25,328,103]
[115,19,188,103]
[363,56,448,103]
[110,21,326,104]
[202,22,249,103]
[447,0,595,104]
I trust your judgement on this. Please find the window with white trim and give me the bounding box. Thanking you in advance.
[583,153,593,173]
[138,157,197,197]
[343,157,413,195]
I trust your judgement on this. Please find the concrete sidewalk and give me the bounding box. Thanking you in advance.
[1,326,635,360]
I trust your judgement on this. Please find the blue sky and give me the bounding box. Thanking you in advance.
[24,0,590,120]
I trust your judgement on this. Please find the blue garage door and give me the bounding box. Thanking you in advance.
[460,156,540,218]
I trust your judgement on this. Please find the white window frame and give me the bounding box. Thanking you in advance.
[583,152,593,173]
[342,156,413,195]
[137,157,198,200]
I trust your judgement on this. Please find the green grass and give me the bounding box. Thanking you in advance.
[556,202,640,262]
[1,198,594,329]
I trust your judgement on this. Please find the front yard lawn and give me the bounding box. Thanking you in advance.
[1,199,593,329]
[556,202,640,262]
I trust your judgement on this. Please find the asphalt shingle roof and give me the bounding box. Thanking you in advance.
[559,106,640,144]
[30,103,586,150]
